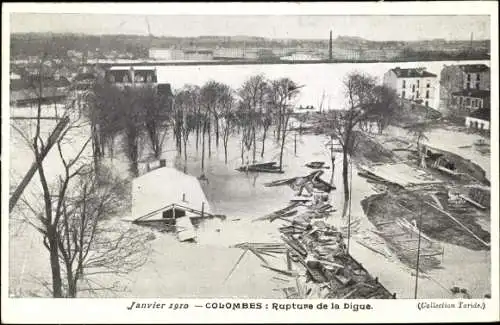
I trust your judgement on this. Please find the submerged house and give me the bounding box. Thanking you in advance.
[132,166,213,241]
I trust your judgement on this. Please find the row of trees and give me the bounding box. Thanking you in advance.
[11,57,151,297]
[87,75,301,177]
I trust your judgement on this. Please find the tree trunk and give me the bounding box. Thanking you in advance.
[260,127,267,158]
[65,261,77,298]
[341,149,349,219]
[215,118,220,148]
[240,136,244,165]
[208,120,212,158]
[224,140,228,164]
[195,123,199,152]
[330,155,335,185]
[201,122,206,174]
[183,137,188,173]
[252,126,256,163]
[48,231,63,298]
[279,128,286,171]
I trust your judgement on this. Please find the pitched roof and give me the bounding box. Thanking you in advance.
[73,72,96,82]
[451,89,490,99]
[10,87,67,103]
[391,67,437,78]
[458,64,490,73]
[10,76,70,91]
[131,167,212,220]
[468,107,490,121]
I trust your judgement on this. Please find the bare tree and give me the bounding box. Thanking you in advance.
[218,85,236,164]
[25,100,91,297]
[325,72,377,218]
[141,85,172,159]
[174,85,200,172]
[55,167,150,297]
[369,85,399,134]
[267,78,301,171]
[238,75,268,163]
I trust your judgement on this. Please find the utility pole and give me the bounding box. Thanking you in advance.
[347,156,353,253]
[329,30,333,61]
[414,200,423,299]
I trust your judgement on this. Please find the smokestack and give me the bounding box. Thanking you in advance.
[329,30,333,61]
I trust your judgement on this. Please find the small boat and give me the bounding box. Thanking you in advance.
[236,161,284,173]
[305,161,325,169]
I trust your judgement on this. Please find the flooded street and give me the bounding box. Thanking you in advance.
[8,59,491,299]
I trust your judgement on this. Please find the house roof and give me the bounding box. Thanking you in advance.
[131,167,212,220]
[391,67,437,78]
[10,76,70,91]
[468,107,490,121]
[10,87,67,103]
[458,64,490,73]
[73,72,96,82]
[451,89,490,99]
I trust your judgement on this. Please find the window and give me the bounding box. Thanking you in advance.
[471,99,476,107]
[476,73,480,81]
[467,74,471,81]
[123,75,129,83]
[426,83,430,88]
[402,91,405,98]
[466,82,470,89]
[416,91,419,98]
[417,80,420,88]
[459,97,463,105]
[466,98,471,106]
[425,101,429,107]
[475,82,480,90]
[402,80,406,88]
[426,90,430,99]
[146,74,153,83]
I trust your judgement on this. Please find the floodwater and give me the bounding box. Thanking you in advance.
[8,59,491,298]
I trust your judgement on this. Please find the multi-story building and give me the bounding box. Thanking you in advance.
[105,66,158,88]
[383,67,438,108]
[149,48,214,61]
[439,64,490,113]
[448,89,490,118]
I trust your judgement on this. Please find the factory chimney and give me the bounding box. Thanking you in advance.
[329,30,333,61]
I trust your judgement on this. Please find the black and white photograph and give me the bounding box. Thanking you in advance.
[2,2,498,324]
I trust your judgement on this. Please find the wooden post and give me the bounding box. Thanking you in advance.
[286,251,292,271]
[294,132,297,156]
[201,202,205,218]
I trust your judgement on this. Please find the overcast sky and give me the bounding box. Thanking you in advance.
[10,13,490,41]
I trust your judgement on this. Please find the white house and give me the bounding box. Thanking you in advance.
[383,67,438,108]
[132,167,212,222]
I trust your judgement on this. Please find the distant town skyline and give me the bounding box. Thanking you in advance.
[10,14,491,42]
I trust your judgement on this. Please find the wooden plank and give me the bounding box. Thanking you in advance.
[459,194,487,210]
[261,264,298,277]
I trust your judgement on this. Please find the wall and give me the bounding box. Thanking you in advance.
[465,116,490,130]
